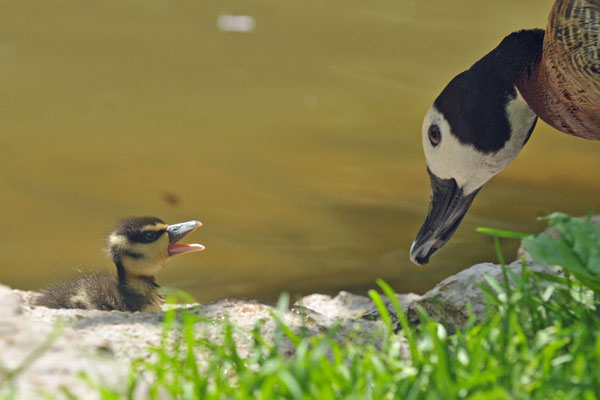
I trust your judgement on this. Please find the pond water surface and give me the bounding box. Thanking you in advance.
[2,0,599,302]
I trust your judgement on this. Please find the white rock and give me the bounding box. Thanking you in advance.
[407,261,561,331]
[0,284,22,315]
[1,289,411,399]
[297,290,420,326]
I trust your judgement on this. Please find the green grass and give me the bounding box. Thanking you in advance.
[4,213,600,399]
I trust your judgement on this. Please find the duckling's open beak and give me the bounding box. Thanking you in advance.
[409,170,479,266]
[166,220,204,256]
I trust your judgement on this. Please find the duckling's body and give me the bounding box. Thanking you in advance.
[410,0,600,265]
[36,273,163,312]
[34,217,204,312]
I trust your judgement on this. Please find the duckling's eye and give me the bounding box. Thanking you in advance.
[428,124,441,146]
[141,231,158,243]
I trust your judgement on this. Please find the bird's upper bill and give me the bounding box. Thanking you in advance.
[166,220,205,256]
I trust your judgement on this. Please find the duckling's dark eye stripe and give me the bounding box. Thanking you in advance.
[128,229,166,243]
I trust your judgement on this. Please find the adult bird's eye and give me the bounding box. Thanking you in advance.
[142,232,158,242]
[428,124,441,146]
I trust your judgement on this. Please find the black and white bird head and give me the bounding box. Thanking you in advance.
[410,38,539,266]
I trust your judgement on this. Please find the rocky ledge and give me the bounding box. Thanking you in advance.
[1,259,560,399]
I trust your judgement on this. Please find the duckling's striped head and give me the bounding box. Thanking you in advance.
[108,217,204,279]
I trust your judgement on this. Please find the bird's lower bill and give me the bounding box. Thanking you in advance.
[166,220,204,256]
[168,243,205,256]
[410,171,479,266]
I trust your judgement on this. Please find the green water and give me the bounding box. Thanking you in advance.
[1,0,599,302]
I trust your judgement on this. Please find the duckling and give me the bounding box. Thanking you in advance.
[34,217,204,312]
[410,0,600,265]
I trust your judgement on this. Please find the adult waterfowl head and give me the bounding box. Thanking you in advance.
[410,0,600,265]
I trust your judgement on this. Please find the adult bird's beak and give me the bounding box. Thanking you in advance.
[410,170,479,266]
[166,220,205,256]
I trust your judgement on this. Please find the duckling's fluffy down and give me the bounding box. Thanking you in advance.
[34,272,162,312]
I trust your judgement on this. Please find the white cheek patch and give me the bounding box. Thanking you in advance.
[422,89,536,195]
[108,234,128,248]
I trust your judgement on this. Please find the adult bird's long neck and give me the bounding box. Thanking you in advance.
[509,25,600,139]
[513,40,582,136]
[495,30,545,129]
